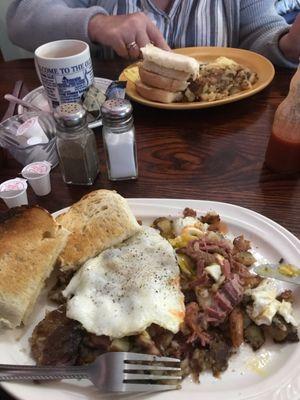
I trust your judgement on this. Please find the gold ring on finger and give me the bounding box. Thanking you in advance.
[126,41,138,51]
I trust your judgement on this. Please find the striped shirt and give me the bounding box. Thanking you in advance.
[275,0,300,14]
[7,0,297,67]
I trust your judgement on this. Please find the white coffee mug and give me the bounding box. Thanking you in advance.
[35,40,94,108]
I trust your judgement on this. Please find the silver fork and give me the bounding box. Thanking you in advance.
[0,352,182,393]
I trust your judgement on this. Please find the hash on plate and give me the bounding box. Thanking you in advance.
[135,44,258,104]
[0,190,295,383]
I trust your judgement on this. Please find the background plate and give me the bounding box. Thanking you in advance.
[0,199,299,400]
[119,47,275,110]
[17,77,113,129]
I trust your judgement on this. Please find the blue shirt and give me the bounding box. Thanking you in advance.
[7,0,297,67]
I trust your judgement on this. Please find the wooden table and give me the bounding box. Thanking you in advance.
[0,57,299,400]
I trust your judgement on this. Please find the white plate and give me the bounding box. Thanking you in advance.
[17,77,114,129]
[1,199,300,400]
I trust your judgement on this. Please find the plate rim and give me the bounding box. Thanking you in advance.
[1,198,300,400]
[119,46,275,110]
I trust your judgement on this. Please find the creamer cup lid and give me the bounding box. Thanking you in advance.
[0,178,27,197]
[22,161,51,178]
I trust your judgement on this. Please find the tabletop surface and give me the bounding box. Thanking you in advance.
[0,55,299,400]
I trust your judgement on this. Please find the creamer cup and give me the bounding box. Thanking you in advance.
[17,116,49,143]
[21,161,51,196]
[0,178,28,208]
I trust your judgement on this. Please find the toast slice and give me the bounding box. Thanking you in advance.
[135,80,183,103]
[142,60,192,81]
[141,44,199,80]
[0,206,69,329]
[56,190,141,271]
[139,65,189,92]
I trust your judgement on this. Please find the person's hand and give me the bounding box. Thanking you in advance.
[88,12,170,59]
[279,14,300,63]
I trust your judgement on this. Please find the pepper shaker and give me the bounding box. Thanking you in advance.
[54,103,100,185]
[101,99,138,181]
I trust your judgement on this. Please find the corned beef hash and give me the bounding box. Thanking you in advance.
[30,207,299,383]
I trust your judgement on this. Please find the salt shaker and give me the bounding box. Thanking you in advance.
[54,103,100,185]
[101,99,138,180]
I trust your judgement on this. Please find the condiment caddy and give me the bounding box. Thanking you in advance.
[0,112,58,167]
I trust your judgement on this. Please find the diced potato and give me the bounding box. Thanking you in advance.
[234,251,256,267]
[229,308,244,348]
[265,315,299,343]
[134,331,160,355]
[110,338,130,352]
[244,324,265,351]
[152,217,174,239]
[177,253,195,276]
[176,254,195,276]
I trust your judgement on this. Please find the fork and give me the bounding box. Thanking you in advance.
[0,352,182,392]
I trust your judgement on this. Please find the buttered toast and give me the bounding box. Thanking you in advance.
[0,206,69,328]
[56,190,141,271]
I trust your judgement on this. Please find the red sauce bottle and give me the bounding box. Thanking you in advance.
[265,67,300,173]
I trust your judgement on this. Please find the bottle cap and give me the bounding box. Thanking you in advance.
[101,98,133,126]
[54,103,87,128]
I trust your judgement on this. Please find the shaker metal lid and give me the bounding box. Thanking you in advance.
[54,103,86,128]
[101,98,133,122]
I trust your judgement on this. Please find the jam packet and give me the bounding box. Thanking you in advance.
[83,79,127,119]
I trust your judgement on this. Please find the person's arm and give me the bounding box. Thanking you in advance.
[275,0,300,15]
[88,13,170,59]
[278,14,300,61]
[6,0,110,52]
[239,0,299,67]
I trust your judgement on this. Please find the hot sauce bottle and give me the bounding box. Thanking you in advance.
[265,65,300,173]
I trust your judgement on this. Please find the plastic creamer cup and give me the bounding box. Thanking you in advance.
[0,178,28,208]
[21,161,51,196]
[17,116,49,145]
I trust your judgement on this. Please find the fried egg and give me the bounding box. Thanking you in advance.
[173,216,199,236]
[247,280,297,326]
[63,226,185,338]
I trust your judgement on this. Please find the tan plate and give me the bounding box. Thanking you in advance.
[119,46,275,110]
